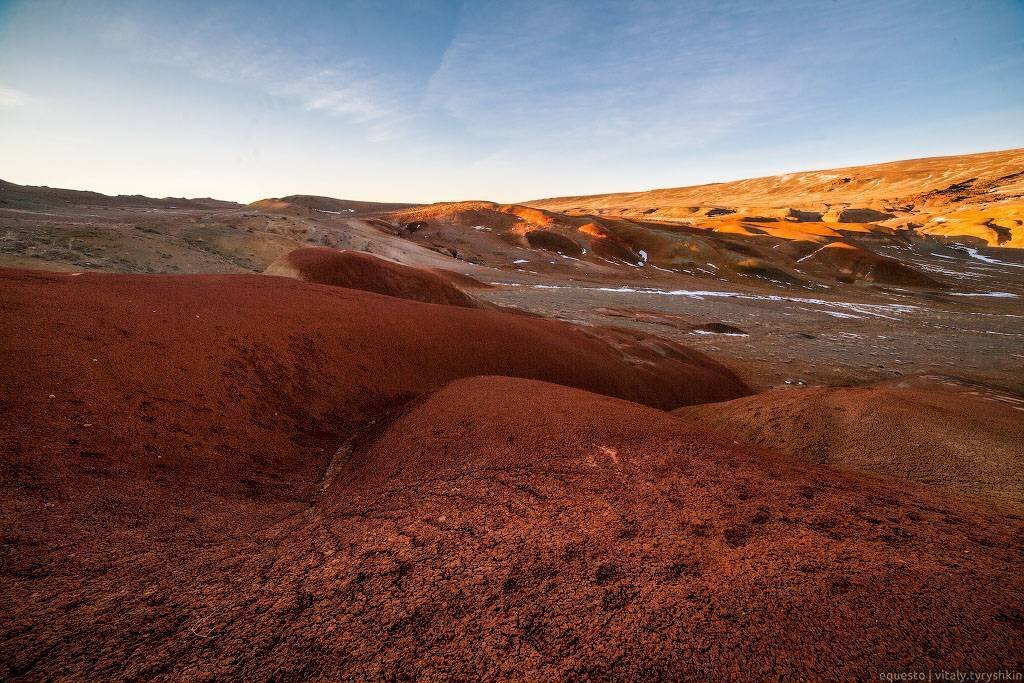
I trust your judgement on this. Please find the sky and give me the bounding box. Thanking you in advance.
[0,0,1022,204]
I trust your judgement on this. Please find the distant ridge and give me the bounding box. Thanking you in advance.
[0,179,241,210]
[526,148,1024,210]
[525,148,1024,247]
[249,194,420,215]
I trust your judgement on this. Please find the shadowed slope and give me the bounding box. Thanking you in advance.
[797,241,943,287]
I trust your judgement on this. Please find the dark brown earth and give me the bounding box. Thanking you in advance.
[677,375,1024,511]
[797,241,944,288]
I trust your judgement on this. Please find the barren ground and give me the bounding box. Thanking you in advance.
[2,152,1023,678]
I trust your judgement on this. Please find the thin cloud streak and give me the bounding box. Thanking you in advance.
[0,85,32,108]
[0,0,1021,202]
[424,1,799,153]
[100,7,411,141]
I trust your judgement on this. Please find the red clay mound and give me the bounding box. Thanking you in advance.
[265,247,480,307]
[4,372,1019,678]
[0,270,751,678]
[0,266,747,541]
[798,241,943,287]
[676,375,1024,511]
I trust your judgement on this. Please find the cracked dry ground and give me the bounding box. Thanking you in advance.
[1,269,1022,679]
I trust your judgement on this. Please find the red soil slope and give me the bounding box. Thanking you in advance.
[265,247,481,307]
[0,266,747,550]
[0,268,752,677]
[676,376,1024,511]
[3,370,1021,678]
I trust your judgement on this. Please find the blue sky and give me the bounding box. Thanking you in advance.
[0,0,1022,203]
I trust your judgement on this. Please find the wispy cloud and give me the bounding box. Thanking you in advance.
[3,0,1021,202]
[0,86,32,109]
[424,1,799,156]
[424,0,1018,166]
[100,6,409,141]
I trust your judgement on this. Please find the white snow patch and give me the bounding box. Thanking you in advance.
[527,285,919,319]
[955,247,1024,269]
[820,310,862,319]
[796,245,828,263]
[690,330,748,337]
[947,291,1019,298]
[913,263,982,279]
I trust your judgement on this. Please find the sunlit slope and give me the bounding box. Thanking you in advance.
[528,148,1024,247]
